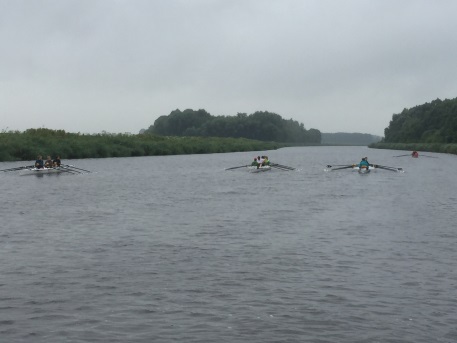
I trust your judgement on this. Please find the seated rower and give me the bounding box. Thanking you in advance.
[359,157,370,170]
[44,155,53,168]
[257,156,265,168]
[263,156,270,166]
[53,155,61,167]
[35,155,44,169]
[251,157,259,167]
[411,151,419,158]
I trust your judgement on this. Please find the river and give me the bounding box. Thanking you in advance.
[1,146,456,342]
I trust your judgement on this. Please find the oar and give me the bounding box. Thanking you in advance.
[270,165,294,171]
[62,164,91,173]
[393,154,411,157]
[328,164,355,171]
[58,166,80,174]
[326,164,354,168]
[225,165,249,170]
[0,165,34,172]
[371,164,403,172]
[270,163,295,170]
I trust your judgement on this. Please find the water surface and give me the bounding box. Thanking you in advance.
[1,146,456,342]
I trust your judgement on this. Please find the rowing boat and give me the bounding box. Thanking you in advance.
[247,165,271,173]
[19,167,68,176]
[325,164,403,173]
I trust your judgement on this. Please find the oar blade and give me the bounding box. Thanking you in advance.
[270,165,293,171]
[371,164,404,172]
[225,165,249,170]
[0,165,34,172]
[61,164,91,173]
[270,163,295,170]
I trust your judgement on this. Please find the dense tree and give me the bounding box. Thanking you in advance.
[321,132,382,145]
[145,109,321,144]
[383,97,457,143]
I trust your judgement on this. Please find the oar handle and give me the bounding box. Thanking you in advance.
[0,165,34,172]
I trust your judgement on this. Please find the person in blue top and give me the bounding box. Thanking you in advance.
[359,157,370,170]
[35,155,44,169]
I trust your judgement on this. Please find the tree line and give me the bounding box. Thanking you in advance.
[0,128,287,162]
[383,97,457,143]
[143,109,321,144]
[321,132,382,146]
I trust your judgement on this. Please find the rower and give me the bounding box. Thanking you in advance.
[44,155,53,168]
[259,156,265,167]
[53,155,61,167]
[35,155,44,169]
[411,151,419,158]
[251,157,259,167]
[358,157,370,170]
[257,156,265,168]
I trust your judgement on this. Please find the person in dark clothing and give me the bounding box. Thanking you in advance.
[35,155,44,169]
[53,155,61,167]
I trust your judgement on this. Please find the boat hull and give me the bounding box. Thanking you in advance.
[247,166,271,173]
[356,166,371,174]
[20,167,65,176]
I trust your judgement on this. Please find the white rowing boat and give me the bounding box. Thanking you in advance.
[19,166,68,176]
[247,165,272,173]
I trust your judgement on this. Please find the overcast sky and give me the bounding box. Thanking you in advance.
[1,0,457,136]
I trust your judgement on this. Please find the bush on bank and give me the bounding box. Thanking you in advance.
[0,129,288,162]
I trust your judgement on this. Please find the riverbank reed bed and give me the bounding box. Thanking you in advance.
[369,142,457,155]
[0,129,287,162]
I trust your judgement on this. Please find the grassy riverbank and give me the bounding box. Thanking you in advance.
[0,129,289,162]
[369,142,457,155]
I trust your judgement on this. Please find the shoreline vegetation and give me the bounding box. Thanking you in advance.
[370,97,457,155]
[3,95,456,162]
[0,128,292,162]
[1,110,320,162]
[369,142,457,155]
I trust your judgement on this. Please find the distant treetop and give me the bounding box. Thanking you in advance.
[143,109,321,144]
